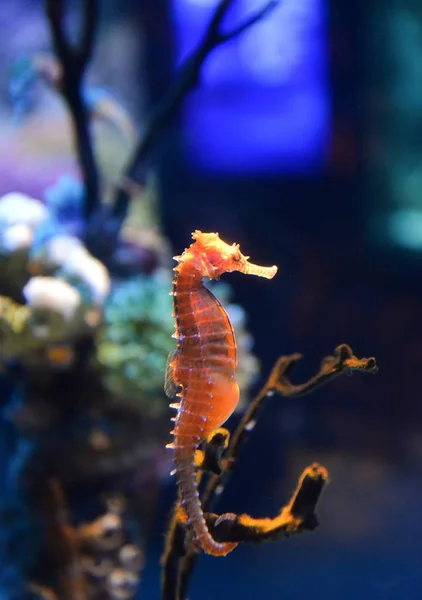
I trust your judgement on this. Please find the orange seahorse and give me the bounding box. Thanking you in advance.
[165,230,277,556]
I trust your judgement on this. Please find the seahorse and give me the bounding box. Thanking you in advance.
[165,230,277,556]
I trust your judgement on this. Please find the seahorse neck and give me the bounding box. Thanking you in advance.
[174,255,204,289]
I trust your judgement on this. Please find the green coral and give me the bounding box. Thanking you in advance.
[96,271,175,413]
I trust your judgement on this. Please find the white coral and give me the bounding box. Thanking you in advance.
[23,276,82,322]
[43,234,85,268]
[0,192,48,230]
[1,224,33,252]
[42,235,111,304]
[62,247,111,304]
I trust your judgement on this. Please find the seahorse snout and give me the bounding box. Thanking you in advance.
[241,260,278,279]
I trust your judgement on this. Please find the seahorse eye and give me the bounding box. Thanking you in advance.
[232,252,241,262]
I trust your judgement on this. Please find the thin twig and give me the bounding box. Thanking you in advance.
[203,345,376,514]
[110,0,280,227]
[45,0,100,223]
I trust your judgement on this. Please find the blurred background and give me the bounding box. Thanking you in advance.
[1,0,422,599]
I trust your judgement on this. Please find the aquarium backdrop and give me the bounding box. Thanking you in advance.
[171,0,330,173]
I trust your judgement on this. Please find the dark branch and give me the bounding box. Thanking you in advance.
[79,0,98,68]
[161,505,189,600]
[204,463,327,544]
[202,344,377,514]
[160,429,230,600]
[201,344,377,514]
[264,343,378,398]
[45,0,73,69]
[45,0,100,224]
[196,428,231,475]
[220,0,279,41]
[110,0,280,228]
[235,344,374,456]
[175,464,328,600]
[165,344,377,600]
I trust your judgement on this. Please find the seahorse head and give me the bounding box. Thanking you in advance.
[191,230,277,280]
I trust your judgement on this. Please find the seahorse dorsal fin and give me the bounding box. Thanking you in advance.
[164,349,180,398]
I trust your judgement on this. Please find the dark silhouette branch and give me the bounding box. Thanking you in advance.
[204,463,327,544]
[174,464,328,600]
[161,429,231,600]
[219,0,279,41]
[161,504,190,600]
[201,344,377,517]
[45,0,100,224]
[79,1,98,68]
[111,0,280,227]
[264,343,378,398]
[225,344,377,469]
[162,344,377,600]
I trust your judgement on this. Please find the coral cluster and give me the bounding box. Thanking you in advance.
[0,189,107,368]
[97,271,175,415]
[0,183,262,418]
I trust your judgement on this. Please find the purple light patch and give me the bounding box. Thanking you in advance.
[171,0,330,173]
